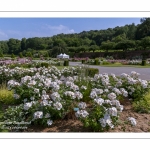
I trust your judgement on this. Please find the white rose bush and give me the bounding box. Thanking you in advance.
[1,64,150,132]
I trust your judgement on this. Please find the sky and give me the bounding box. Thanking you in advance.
[0,18,141,41]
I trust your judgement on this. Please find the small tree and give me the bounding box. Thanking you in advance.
[19,52,23,58]
[0,51,4,57]
[11,53,15,59]
[44,51,49,57]
[26,52,33,58]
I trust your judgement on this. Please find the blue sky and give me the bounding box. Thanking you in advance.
[0,18,141,41]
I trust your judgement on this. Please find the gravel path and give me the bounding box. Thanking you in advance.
[69,62,150,80]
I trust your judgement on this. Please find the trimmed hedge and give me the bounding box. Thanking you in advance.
[40,62,49,68]
[141,60,146,66]
[64,60,69,66]
[82,60,86,64]
[94,59,100,65]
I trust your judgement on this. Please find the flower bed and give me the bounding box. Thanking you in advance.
[0,65,150,132]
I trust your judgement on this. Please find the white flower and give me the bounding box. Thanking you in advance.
[75,110,89,118]
[45,113,51,118]
[81,85,87,90]
[94,98,104,105]
[65,81,73,87]
[41,94,49,100]
[53,102,62,110]
[28,80,36,86]
[34,111,43,119]
[107,92,116,100]
[104,100,112,105]
[108,107,117,116]
[47,119,53,126]
[70,84,79,91]
[64,91,76,99]
[81,110,89,118]
[112,88,121,95]
[24,102,32,110]
[127,117,136,126]
[42,90,47,95]
[13,94,20,99]
[90,91,97,99]
[41,99,49,106]
[34,88,39,93]
[95,88,103,94]
[99,118,106,127]
[78,102,87,109]
[104,89,109,93]
[30,96,35,101]
[99,113,114,128]
[51,92,60,101]
[75,91,83,100]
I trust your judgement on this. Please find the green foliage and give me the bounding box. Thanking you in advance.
[86,68,99,77]
[26,52,33,58]
[0,51,4,57]
[135,18,150,40]
[102,61,111,65]
[82,60,86,64]
[100,41,115,51]
[40,62,49,68]
[0,84,16,105]
[11,53,15,59]
[19,52,23,58]
[142,60,146,66]
[133,90,150,113]
[82,105,106,132]
[115,40,135,51]
[140,36,150,49]
[94,59,100,65]
[64,60,69,66]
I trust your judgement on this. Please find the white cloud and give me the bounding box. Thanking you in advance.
[42,24,75,34]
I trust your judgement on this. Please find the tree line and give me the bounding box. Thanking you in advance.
[1,18,150,58]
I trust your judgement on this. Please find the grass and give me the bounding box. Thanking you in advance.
[56,66,67,70]
[97,64,150,68]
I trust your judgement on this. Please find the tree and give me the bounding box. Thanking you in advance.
[0,41,9,54]
[19,52,23,58]
[26,52,33,58]
[0,51,4,57]
[100,41,115,52]
[140,36,150,50]
[11,53,15,59]
[77,46,89,53]
[112,34,126,43]
[89,45,99,52]
[115,40,135,51]
[7,38,21,54]
[51,46,60,57]
[126,23,137,40]
[135,18,150,40]
[21,38,26,50]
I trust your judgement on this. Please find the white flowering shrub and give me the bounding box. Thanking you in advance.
[1,65,150,132]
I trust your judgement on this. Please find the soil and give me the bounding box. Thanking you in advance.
[25,100,150,133]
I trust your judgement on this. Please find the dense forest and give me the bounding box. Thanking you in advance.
[1,18,150,58]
